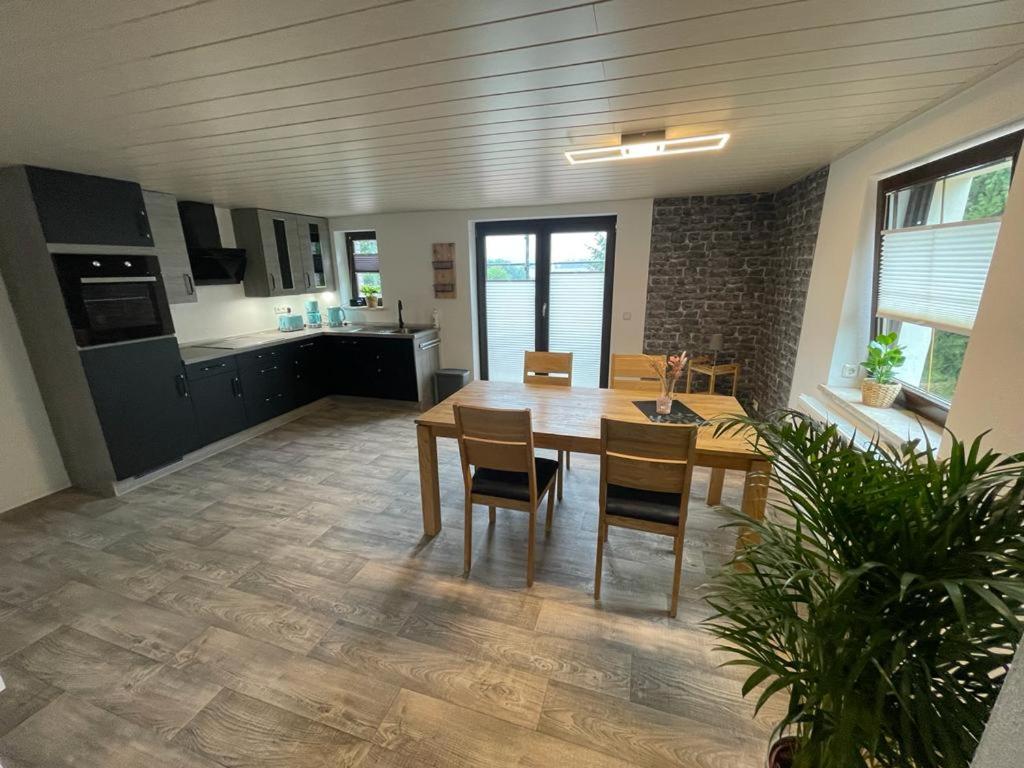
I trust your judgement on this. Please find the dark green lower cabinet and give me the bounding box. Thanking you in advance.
[188,372,247,448]
[80,338,196,480]
[240,361,295,425]
[325,336,418,401]
[293,338,326,405]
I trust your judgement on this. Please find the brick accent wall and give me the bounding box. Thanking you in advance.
[643,166,829,413]
[755,166,830,413]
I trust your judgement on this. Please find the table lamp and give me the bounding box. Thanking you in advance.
[709,333,723,366]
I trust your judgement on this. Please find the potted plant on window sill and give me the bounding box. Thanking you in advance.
[707,412,1024,768]
[861,331,906,408]
[360,284,380,309]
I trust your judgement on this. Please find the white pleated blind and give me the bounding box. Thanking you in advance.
[352,250,380,273]
[485,282,535,382]
[877,218,1000,334]
[549,272,605,388]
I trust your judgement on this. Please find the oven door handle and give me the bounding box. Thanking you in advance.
[80,276,158,284]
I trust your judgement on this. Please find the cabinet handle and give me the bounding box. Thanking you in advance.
[258,365,279,375]
[138,209,151,240]
[184,274,195,295]
[174,373,189,398]
[270,273,276,292]
[201,362,227,372]
[305,273,311,288]
[231,377,242,397]
[299,342,315,348]
[419,338,440,351]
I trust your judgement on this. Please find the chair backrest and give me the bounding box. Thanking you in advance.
[454,404,536,494]
[523,351,573,387]
[609,354,662,391]
[600,418,696,496]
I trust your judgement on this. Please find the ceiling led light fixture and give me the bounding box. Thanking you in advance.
[564,130,729,165]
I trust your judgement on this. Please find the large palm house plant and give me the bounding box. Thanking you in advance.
[705,412,1024,768]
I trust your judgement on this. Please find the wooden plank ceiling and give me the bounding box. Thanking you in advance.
[1,0,1022,216]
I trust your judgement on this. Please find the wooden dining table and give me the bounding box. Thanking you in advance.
[414,380,770,536]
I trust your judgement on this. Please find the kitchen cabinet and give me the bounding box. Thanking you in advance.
[296,216,335,292]
[144,190,196,304]
[239,348,296,425]
[327,337,368,396]
[25,166,153,247]
[79,337,196,480]
[185,355,246,448]
[231,208,304,297]
[327,336,420,401]
[293,337,327,405]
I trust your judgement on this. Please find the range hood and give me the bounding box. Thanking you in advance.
[177,200,247,285]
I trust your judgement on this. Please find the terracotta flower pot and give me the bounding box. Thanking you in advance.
[767,736,797,768]
[861,379,901,408]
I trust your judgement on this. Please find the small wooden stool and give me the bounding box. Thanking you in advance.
[686,359,740,397]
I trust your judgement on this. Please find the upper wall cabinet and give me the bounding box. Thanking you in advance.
[297,215,335,292]
[231,208,335,297]
[25,166,153,247]
[143,190,196,304]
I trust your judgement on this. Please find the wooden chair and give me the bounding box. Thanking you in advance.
[686,356,740,397]
[454,404,560,587]
[684,356,738,507]
[594,418,696,618]
[523,351,573,499]
[609,353,662,391]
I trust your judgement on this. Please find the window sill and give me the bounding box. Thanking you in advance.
[814,385,943,449]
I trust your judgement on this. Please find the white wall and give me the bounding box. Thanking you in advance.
[791,58,1024,452]
[329,198,654,375]
[0,271,69,511]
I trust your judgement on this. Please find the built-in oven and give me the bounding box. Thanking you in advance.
[52,253,175,347]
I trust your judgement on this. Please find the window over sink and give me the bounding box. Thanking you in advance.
[344,230,382,302]
[873,130,1022,422]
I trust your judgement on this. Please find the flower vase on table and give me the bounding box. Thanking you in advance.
[649,352,688,414]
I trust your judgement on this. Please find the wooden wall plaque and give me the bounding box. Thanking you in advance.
[432,242,456,299]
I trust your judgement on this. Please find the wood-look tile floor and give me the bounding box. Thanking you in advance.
[0,398,778,768]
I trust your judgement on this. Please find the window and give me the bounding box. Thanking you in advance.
[874,131,1022,422]
[344,231,381,300]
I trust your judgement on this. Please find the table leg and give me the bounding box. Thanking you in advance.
[706,468,725,506]
[734,459,770,553]
[417,423,442,536]
[741,460,770,521]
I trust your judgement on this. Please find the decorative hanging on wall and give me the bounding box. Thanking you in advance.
[432,242,456,299]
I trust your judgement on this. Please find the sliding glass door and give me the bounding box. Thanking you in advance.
[476,217,616,387]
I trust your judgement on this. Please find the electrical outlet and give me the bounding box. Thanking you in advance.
[841,363,859,378]
[273,305,290,315]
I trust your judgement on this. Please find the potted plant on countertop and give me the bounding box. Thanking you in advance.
[360,283,381,308]
[861,331,906,408]
[706,411,1024,768]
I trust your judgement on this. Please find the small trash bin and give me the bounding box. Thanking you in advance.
[434,368,470,404]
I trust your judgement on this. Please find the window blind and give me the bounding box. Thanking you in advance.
[877,218,1000,334]
[352,250,380,273]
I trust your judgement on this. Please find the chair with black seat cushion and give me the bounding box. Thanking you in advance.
[594,417,697,617]
[454,404,560,587]
[523,350,573,500]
